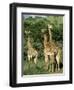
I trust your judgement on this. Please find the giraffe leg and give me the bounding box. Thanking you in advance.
[27,55,31,69]
[51,63,54,72]
[49,63,52,72]
[56,56,60,71]
[50,55,55,72]
[34,56,37,64]
[48,55,51,72]
[33,52,38,64]
[55,63,58,72]
[44,55,49,70]
[28,55,30,61]
[58,63,60,71]
[45,54,48,63]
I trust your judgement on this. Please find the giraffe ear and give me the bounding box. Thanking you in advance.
[25,30,31,34]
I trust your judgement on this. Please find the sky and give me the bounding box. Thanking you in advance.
[22,14,47,20]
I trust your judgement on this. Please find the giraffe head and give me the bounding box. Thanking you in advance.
[41,29,46,34]
[25,30,31,40]
[48,24,53,29]
[48,24,52,29]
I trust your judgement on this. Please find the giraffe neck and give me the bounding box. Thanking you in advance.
[44,34,48,47]
[27,37,32,49]
[48,28,52,42]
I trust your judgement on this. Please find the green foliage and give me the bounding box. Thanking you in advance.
[23,59,63,75]
[23,16,63,42]
[22,15,63,75]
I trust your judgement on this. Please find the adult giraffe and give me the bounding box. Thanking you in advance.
[48,24,61,72]
[42,24,61,72]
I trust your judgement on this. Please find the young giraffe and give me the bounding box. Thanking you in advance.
[25,31,38,64]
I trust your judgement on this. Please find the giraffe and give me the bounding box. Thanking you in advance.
[42,24,60,72]
[43,33,57,72]
[48,24,62,71]
[25,31,38,64]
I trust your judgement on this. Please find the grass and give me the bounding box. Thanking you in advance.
[23,58,63,75]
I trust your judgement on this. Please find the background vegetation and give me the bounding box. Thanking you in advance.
[22,15,63,75]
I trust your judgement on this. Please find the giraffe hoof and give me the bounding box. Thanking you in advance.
[49,69,51,72]
[58,69,60,71]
